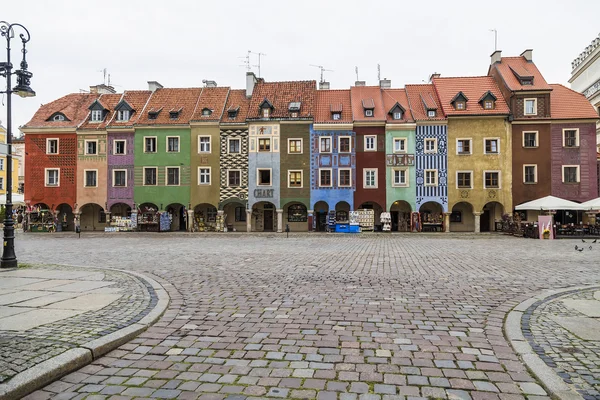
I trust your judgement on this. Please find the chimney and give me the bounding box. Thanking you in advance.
[148,81,163,93]
[203,80,218,88]
[89,84,116,94]
[379,79,391,89]
[520,49,533,62]
[246,72,258,98]
[355,81,366,87]
[428,73,441,83]
[490,50,502,64]
[319,81,330,90]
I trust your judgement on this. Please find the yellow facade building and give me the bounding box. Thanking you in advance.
[0,125,20,196]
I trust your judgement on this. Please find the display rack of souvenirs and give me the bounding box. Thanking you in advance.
[357,209,375,231]
[349,211,360,225]
[380,212,392,232]
[159,212,172,232]
[107,216,133,232]
[137,206,159,232]
[215,213,225,232]
[27,208,55,232]
[327,210,337,232]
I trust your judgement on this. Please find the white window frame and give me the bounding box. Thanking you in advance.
[456,171,473,189]
[562,165,580,183]
[319,168,333,187]
[393,111,402,120]
[113,169,128,187]
[392,167,409,187]
[456,138,472,155]
[338,136,352,153]
[319,136,332,153]
[90,109,103,122]
[0,159,3,171]
[258,137,272,152]
[257,168,272,186]
[338,168,352,187]
[166,166,181,186]
[365,109,374,117]
[427,110,436,118]
[483,170,501,189]
[332,112,341,120]
[227,169,242,187]
[46,138,59,155]
[288,138,303,154]
[523,164,538,184]
[84,169,98,188]
[484,138,500,155]
[562,128,580,148]
[363,168,378,189]
[143,167,158,186]
[113,139,126,155]
[522,131,538,148]
[84,140,98,155]
[116,110,130,122]
[393,138,407,154]
[198,136,211,153]
[524,98,537,116]
[198,167,211,185]
[288,170,303,188]
[45,168,60,187]
[166,136,180,153]
[228,138,241,154]
[424,138,437,154]
[364,135,377,152]
[424,169,438,187]
[144,136,157,153]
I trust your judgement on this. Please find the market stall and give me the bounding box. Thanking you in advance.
[137,204,159,232]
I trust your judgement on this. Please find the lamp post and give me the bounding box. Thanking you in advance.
[0,22,35,269]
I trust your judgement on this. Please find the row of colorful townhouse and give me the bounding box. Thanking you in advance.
[22,50,599,232]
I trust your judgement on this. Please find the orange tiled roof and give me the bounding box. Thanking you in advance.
[432,76,510,117]
[247,81,316,119]
[314,90,352,124]
[406,84,445,121]
[550,84,600,120]
[381,89,414,123]
[136,88,203,125]
[23,93,99,129]
[491,57,551,91]
[192,87,230,122]
[350,86,386,121]
[106,90,153,128]
[221,89,250,123]
[78,93,122,130]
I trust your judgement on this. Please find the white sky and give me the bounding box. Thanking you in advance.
[2,0,599,132]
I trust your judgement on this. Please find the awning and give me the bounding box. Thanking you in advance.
[514,195,585,211]
[0,194,25,206]
[580,197,600,211]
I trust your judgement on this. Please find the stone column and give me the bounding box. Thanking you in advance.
[444,212,451,233]
[187,210,194,232]
[276,209,283,233]
[246,210,252,233]
[473,212,482,233]
[308,210,314,232]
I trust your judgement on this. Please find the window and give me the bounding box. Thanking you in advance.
[425,169,438,186]
[228,170,241,187]
[427,110,436,118]
[457,139,471,154]
[84,170,97,187]
[228,109,238,119]
[53,114,65,121]
[46,139,59,154]
[365,135,377,151]
[288,139,302,154]
[167,137,179,152]
[145,137,157,153]
[484,171,500,188]
[457,172,472,189]
[562,166,580,183]
[114,140,126,155]
[339,169,351,187]
[169,111,180,119]
[392,168,408,187]
[319,169,332,187]
[320,137,331,153]
[45,169,59,186]
[455,101,466,110]
[117,110,130,121]
[485,139,499,154]
[524,165,537,184]
[563,129,579,148]
[258,138,271,152]
[393,138,407,153]
[202,108,212,116]
[0,159,3,171]
[258,169,272,186]
[85,140,98,155]
[484,100,495,110]
[262,108,270,118]
[113,170,127,187]
[198,136,211,153]
[235,207,246,222]
[393,111,402,120]
[91,110,103,122]
[198,167,210,185]
[287,204,307,222]
[0,178,3,190]
[339,136,351,153]
[332,112,341,120]
[365,109,374,117]
[167,167,180,185]
[144,167,157,185]
[148,111,159,120]
[524,99,537,115]
[424,138,437,153]
[364,168,378,188]
[228,138,241,153]
[288,170,302,188]
[523,132,538,148]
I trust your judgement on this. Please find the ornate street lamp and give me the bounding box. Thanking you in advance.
[0,21,35,269]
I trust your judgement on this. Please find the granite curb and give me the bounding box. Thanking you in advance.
[504,284,600,400]
[0,266,170,400]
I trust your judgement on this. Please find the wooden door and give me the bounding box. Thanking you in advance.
[263,210,274,232]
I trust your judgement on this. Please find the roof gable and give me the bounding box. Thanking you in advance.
[115,100,133,112]
[450,91,468,104]
[492,56,551,91]
[432,76,510,116]
[88,99,107,111]
[259,98,274,109]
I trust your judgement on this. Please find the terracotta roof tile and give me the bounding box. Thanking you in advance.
[247,81,316,119]
[381,89,414,123]
[432,76,510,117]
[221,89,250,123]
[315,89,352,124]
[79,93,123,130]
[23,93,99,129]
[491,57,551,91]
[136,88,202,125]
[192,87,230,121]
[350,86,385,121]
[550,84,600,120]
[106,90,153,128]
[405,84,445,121]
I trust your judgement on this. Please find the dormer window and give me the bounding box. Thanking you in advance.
[451,91,468,111]
[117,110,130,121]
[521,78,533,85]
[202,108,212,117]
[259,98,274,118]
[228,107,239,119]
[169,108,182,119]
[455,102,465,110]
[115,100,134,122]
[91,110,103,122]
[365,109,374,117]
[148,111,158,120]
[288,102,301,118]
[88,100,107,122]
[484,101,494,110]
[362,98,375,117]
[332,112,341,120]
[262,108,270,118]
[478,91,497,111]
[389,103,405,120]
[427,110,436,118]
[393,112,402,120]
[52,114,65,121]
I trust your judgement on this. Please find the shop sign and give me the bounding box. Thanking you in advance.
[254,188,274,198]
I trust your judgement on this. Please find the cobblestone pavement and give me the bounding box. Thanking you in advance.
[15,232,600,399]
[0,264,156,384]
[525,286,600,399]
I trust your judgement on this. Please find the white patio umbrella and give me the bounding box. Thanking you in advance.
[580,197,600,211]
[514,195,586,211]
[0,194,25,206]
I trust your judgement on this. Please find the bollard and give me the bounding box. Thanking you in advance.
[285,224,290,238]
[76,225,81,238]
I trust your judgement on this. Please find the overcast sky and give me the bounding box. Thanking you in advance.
[2,0,599,132]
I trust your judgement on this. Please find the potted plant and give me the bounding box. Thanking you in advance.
[542,228,550,239]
